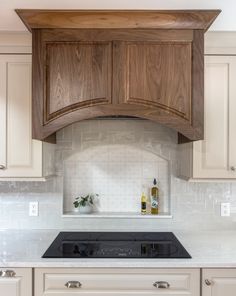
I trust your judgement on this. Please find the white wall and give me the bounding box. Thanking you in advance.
[0,0,235,31]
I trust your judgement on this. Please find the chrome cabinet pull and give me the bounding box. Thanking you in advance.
[0,165,6,170]
[205,279,213,286]
[153,281,170,289]
[65,281,82,288]
[0,270,16,277]
[230,166,236,171]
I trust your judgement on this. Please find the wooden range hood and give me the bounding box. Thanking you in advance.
[16,9,220,143]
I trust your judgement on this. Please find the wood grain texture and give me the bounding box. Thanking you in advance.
[15,10,220,31]
[45,41,112,123]
[32,30,56,142]
[178,30,204,143]
[35,103,202,141]
[32,29,44,141]
[30,23,213,141]
[125,42,191,120]
[42,29,194,42]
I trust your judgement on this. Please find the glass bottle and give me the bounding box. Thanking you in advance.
[151,178,159,215]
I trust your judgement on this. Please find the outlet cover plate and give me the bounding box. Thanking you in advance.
[29,202,39,216]
[221,202,230,217]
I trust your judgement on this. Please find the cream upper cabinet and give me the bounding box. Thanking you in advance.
[202,269,236,296]
[0,268,32,296]
[35,268,200,296]
[179,55,236,180]
[0,54,54,180]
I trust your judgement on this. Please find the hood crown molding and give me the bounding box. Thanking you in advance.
[16,9,220,32]
[15,10,220,143]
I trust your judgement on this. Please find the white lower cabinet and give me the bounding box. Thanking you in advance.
[0,268,32,296]
[3,267,236,296]
[35,268,200,296]
[202,269,236,296]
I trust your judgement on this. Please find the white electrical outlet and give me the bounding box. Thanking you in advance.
[29,202,39,216]
[221,202,230,217]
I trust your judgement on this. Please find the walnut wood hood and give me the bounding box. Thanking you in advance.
[16,9,220,143]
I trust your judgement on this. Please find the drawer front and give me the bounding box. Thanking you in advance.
[35,268,200,296]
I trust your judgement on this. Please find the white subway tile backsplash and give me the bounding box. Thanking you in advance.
[63,125,171,215]
[0,119,236,230]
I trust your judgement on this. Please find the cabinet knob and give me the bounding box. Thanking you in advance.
[153,281,170,289]
[205,279,213,286]
[65,281,82,288]
[0,165,6,170]
[0,270,16,277]
[230,166,236,171]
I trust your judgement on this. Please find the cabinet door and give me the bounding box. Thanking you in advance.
[44,41,112,123]
[117,41,192,121]
[35,268,200,296]
[193,56,236,179]
[0,55,42,178]
[0,268,32,296]
[203,269,236,296]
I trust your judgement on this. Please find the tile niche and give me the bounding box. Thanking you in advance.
[59,119,175,218]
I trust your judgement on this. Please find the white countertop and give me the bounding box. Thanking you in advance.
[0,230,236,268]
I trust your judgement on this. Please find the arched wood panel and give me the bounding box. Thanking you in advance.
[123,41,192,120]
[31,29,202,142]
[44,41,112,123]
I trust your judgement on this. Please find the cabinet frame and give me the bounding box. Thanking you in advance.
[0,54,43,179]
[202,268,236,296]
[0,267,32,296]
[32,28,204,143]
[179,55,236,180]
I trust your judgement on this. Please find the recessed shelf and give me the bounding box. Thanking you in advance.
[62,212,172,219]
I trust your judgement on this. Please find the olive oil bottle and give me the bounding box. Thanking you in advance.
[141,192,147,214]
[151,178,159,215]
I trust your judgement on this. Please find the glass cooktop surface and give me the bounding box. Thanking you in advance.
[42,232,191,259]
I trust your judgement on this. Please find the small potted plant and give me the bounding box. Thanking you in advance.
[73,194,99,214]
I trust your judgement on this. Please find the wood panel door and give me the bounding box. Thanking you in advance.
[193,56,236,179]
[0,55,43,179]
[0,268,32,296]
[117,41,192,121]
[44,41,112,123]
[202,269,236,296]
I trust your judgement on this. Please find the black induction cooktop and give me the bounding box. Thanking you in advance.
[42,232,191,259]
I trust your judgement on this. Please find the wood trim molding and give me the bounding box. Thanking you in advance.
[0,32,31,54]
[205,31,236,55]
[15,9,221,32]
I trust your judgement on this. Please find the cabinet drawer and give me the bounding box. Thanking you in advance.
[35,268,200,296]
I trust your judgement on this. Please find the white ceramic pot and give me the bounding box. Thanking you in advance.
[74,205,93,214]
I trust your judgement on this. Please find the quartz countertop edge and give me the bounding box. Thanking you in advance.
[0,230,236,268]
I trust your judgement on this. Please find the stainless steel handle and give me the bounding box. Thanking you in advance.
[65,281,82,288]
[230,166,236,171]
[0,270,16,278]
[205,279,213,286]
[153,281,170,289]
[0,165,6,170]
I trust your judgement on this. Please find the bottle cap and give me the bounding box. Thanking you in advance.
[153,178,157,185]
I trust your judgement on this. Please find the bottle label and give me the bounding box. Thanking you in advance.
[151,198,158,209]
[141,202,146,210]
